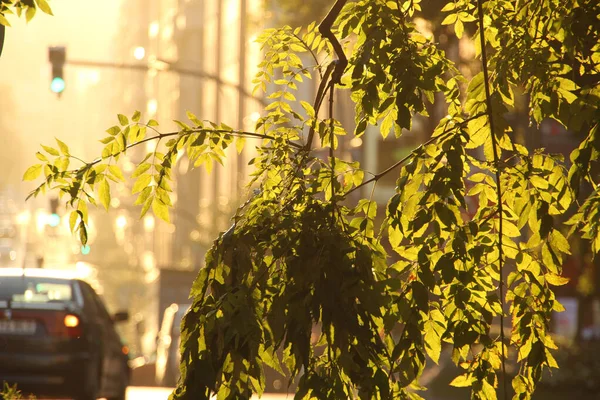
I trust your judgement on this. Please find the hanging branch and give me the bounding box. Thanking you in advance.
[476,0,507,398]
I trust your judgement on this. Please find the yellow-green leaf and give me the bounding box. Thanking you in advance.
[69,211,80,233]
[545,273,569,286]
[550,229,570,254]
[450,374,473,387]
[55,138,69,155]
[132,174,152,194]
[41,145,60,156]
[35,0,54,15]
[455,19,464,39]
[99,179,111,211]
[132,110,141,122]
[23,164,43,181]
[152,199,170,223]
[235,137,246,154]
[117,114,129,126]
[0,15,12,27]
[109,165,125,181]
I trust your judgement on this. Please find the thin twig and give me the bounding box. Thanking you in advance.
[476,0,507,398]
[345,113,486,197]
[304,63,336,151]
[291,32,324,80]
[328,84,336,227]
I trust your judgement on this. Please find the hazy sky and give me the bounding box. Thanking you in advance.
[0,0,128,203]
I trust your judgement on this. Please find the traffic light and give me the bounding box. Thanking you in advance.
[48,46,66,95]
[48,197,60,227]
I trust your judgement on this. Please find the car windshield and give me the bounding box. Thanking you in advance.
[0,276,74,305]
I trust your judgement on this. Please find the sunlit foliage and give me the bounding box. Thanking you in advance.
[23,0,600,398]
[0,0,52,26]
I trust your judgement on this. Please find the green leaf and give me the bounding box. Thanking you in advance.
[35,152,48,162]
[25,6,36,22]
[41,145,60,156]
[69,211,79,233]
[106,126,120,136]
[424,320,442,364]
[99,136,114,144]
[117,114,129,126]
[450,374,473,388]
[147,119,159,127]
[455,19,464,39]
[99,179,111,211]
[441,13,458,25]
[0,15,12,27]
[132,110,141,122]
[235,137,246,154]
[132,163,151,178]
[109,165,125,181]
[550,229,570,254]
[35,0,53,15]
[152,199,170,223]
[55,138,69,155]
[132,174,152,194]
[134,187,152,206]
[78,221,88,245]
[545,273,569,286]
[23,164,42,181]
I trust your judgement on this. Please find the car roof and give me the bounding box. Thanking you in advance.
[0,268,84,281]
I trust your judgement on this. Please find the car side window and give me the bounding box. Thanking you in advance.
[78,281,99,317]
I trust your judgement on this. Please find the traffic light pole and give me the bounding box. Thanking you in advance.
[65,58,265,106]
[0,25,5,57]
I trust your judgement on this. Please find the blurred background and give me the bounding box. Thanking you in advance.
[1,0,598,399]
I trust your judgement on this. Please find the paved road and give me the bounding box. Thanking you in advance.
[126,386,294,400]
[126,386,174,400]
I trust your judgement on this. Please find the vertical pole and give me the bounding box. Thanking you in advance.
[0,24,6,58]
[236,0,248,200]
[212,0,223,235]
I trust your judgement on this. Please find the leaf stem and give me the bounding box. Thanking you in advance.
[476,0,507,398]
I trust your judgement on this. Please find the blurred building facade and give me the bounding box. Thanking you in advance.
[112,0,264,357]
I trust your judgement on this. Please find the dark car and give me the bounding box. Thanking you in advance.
[0,268,130,400]
[155,303,190,387]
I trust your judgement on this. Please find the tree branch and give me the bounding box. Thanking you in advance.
[476,0,507,398]
[303,0,348,152]
[318,0,348,85]
[345,113,486,197]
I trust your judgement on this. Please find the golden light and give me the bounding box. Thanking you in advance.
[115,215,128,230]
[64,314,80,328]
[148,21,159,38]
[350,137,363,147]
[133,46,146,60]
[144,215,155,232]
[146,99,158,117]
[15,210,31,225]
[249,111,261,123]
